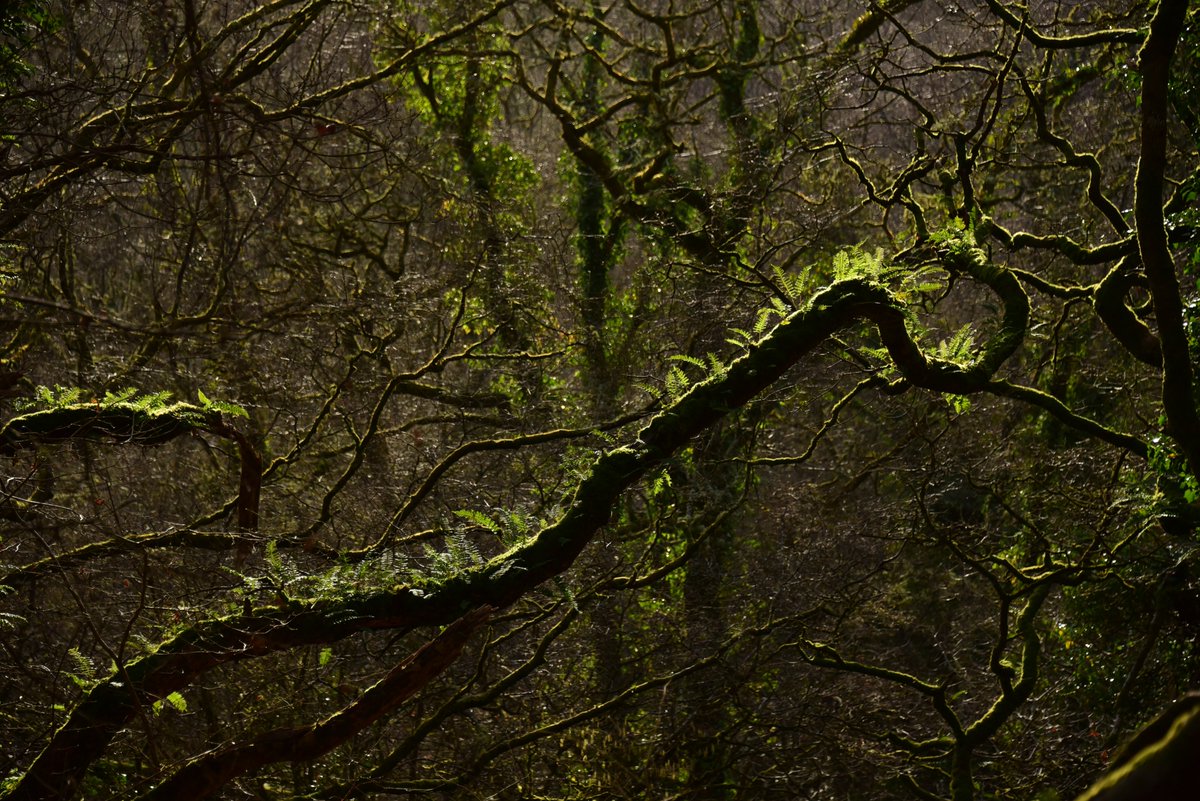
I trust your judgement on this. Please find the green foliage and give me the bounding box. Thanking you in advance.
[1149,429,1200,505]
[0,0,54,91]
[771,264,809,304]
[395,27,537,199]
[933,323,976,365]
[99,387,138,406]
[831,245,886,282]
[196,389,249,418]
[763,245,945,333]
[665,353,728,389]
[64,647,96,690]
[929,216,976,252]
[127,391,173,412]
[151,691,187,715]
[421,533,484,581]
[241,543,413,606]
[725,327,756,350]
[754,296,792,335]
[20,385,84,411]
[453,506,539,547]
[16,385,246,419]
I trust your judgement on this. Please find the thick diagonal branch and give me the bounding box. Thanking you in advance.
[0,273,1075,801]
[139,606,493,801]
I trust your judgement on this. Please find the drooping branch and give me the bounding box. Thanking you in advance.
[0,403,212,451]
[0,400,261,537]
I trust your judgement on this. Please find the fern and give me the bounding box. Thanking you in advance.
[831,246,886,282]
[197,389,249,418]
[152,691,188,715]
[65,647,96,689]
[832,249,852,280]
[726,327,754,349]
[238,546,413,605]
[419,533,485,581]
[454,509,502,535]
[493,507,543,545]
[668,354,708,372]
[635,381,664,402]
[664,365,690,399]
[552,577,580,612]
[754,303,788,335]
[101,387,138,407]
[771,265,808,304]
[894,264,949,301]
[445,532,483,567]
[935,323,976,365]
[705,352,728,380]
[134,391,174,411]
[930,217,975,250]
[25,385,84,410]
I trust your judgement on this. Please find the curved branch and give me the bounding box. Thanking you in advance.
[1093,257,1163,368]
[0,401,262,565]
[980,0,1143,49]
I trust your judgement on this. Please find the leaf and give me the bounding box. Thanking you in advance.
[665,365,689,398]
[669,354,708,371]
[832,250,850,278]
[454,509,502,534]
[164,691,187,712]
[726,327,753,348]
[101,387,138,407]
[197,389,210,406]
[132,391,172,411]
[705,352,728,379]
[318,647,333,668]
[206,399,249,418]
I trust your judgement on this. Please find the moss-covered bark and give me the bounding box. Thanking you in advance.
[1074,695,1200,801]
[0,403,211,450]
[0,270,1114,800]
[0,400,262,536]
[139,607,493,801]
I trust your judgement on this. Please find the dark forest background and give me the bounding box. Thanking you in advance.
[1,1,1198,799]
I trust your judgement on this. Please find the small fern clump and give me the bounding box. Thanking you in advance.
[18,386,247,418]
[421,533,484,581]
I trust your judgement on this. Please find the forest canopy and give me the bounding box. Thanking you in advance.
[1,0,1198,799]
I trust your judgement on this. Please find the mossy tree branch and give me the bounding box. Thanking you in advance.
[138,606,494,801]
[0,400,261,533]
[0,264,1129,800]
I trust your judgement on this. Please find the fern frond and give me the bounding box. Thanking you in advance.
[133,391,173,411]
[726,327,754,349]
[454,509,502,534]
[665,365,690,398]
[668,354,708,372]
[101,387,138,407]
[705,352,728,379]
